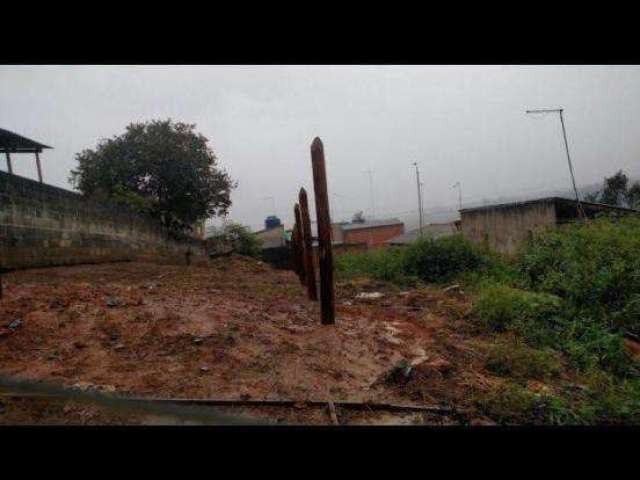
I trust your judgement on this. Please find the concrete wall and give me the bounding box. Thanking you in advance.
[461,201,557,255]
[0,171,205,270]
[343,224,404,248]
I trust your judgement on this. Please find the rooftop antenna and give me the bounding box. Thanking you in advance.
[413,162,424,237]
[525,108,586,219]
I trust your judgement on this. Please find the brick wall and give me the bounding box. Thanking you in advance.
[343,224,404,248]
[0,171,205,270]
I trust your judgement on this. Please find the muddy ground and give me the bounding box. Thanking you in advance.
[0,256,501,425]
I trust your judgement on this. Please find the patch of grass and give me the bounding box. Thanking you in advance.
[472,285,563,337]
[485,341,563,380]
[334,248,408,284]
[475,382,557,425]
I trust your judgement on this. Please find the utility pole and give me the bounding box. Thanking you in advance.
[413,162,424,237]
[364,169,376,219]
[453,181,462,211]
[526,108,585,219]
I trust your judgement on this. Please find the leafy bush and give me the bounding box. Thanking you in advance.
[485,341,563,380]
[208,223,262,258]
[403,235,485,283]
[336,234,487,285]
[473,285,563,337]
[335,248,408,284]
[518,216,640,335]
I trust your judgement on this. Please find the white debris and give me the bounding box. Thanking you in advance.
[355,292,384,300]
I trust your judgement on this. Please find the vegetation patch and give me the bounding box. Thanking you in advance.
[485,341,563,380]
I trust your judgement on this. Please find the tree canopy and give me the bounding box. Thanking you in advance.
[585,170,640,209]
[70,120,235,234]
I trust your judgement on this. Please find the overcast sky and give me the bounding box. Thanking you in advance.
[2,65,640,231]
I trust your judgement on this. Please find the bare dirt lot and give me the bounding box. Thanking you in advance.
[0,257,499,425]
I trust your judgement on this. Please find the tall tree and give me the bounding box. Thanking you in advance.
[585,169,640,208]
[70,120,235,234]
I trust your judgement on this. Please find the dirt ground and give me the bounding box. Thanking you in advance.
[0,256,499,425]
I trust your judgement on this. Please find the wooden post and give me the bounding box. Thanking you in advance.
[291,221,301,277]
[299,188,318,301]
[294,204,306,286]
[35,150,43,183]
[310,137,335,325]
[5,151,12,174]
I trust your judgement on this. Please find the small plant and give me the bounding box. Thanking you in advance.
[485,341,563,380]
[475,382,557,425]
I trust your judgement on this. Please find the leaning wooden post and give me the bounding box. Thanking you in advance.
[310,137,335,325]
[299,188,318,301]
[293,204,306,285]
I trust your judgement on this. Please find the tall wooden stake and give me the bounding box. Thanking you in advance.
[294,204,306,285]
[291,223,300,276]
[310,137,335,325]
[299,187,318,301]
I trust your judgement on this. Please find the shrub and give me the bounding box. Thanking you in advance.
[518,216,640,336]
[485,341,563,380]
[208,223,263,258]
[335,248,407,284]
[403,234,485,283]
[472,285,563,339]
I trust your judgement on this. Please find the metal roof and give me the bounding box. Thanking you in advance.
[0,127,52,152]
[459,196,638,215]
[387,223,458,245]
[341,218,403,232]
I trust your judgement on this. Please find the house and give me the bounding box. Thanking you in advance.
[386,222,459,246]
[255,225,286,249]
[340,218,404,248]
[460,196,638,255]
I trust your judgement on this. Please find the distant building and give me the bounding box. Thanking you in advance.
[340,218,404,248]
[386,222,459,246]
[460,196,638,255]
[255,224,286,249]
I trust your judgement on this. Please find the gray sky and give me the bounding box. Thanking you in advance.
[2,65,640,231]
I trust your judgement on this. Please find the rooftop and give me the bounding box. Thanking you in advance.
[387,222,458,245]
[341,218,403,232]
[459,196,639,215]
[0,127,52,153]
